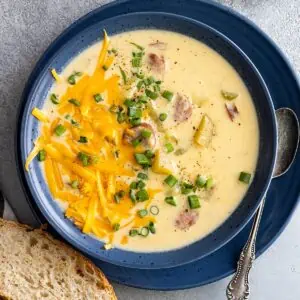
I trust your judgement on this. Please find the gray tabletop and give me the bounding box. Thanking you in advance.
[1,1,300,299]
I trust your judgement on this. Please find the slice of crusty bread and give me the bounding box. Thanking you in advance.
[0,219,116,300]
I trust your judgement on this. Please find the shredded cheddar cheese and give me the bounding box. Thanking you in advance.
[32,108,49,122]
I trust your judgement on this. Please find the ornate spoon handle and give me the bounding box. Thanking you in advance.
[226,199,265,300]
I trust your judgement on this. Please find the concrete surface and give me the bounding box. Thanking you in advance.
[0,0,300,299]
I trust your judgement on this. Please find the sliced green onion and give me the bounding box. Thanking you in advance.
[144,150,155,159]
[132,138,141,148]
[165,143,174,153]
[141,129,152,138]
[65,114,71,120]
[130,42,144,51]
[119,67,127,84]
[102,65,108,71]
[50,93,59,105]
[137,80,144,90]
[148,221,156,234]
[77,152,90,167]
[145,89,158,100]
[94,93,103,103]
[67,72,82,85]
[111,48,118,54]
[137,94,148,104]
[130,117,141,126]
[71,119,79,127]
[113,223,120,232]
[71,180,79,189]
[134,153,151,166]
[129,189,136,203]
[54,124,66,136]
[165,196,176,206]
[144,76,155,86]
[124,99,135,107]
[137,180,146,189]
[162,90,174,102]
[164,175,178,187]
[132,57,142,68]
[137,172,148,180]
[150,205,159,215]
[68,98,80,107]
[206,177,214,189]
[221,90,238,100]
[114,190,125,203]
[130,182,137,190]
[188,195,201,209]
[180,182,194,195]
[239,172,251,184]
[136,189,149,201]
[159,113,167,122]
[37,149,46,162]
[137,209,148,218]
[195,175,207,188]
[117,112,126,123]
[129,228,139,237]
[136,71,144,79]
[128,106,142,118]
[78,136,88,143]
[139,227,149,237]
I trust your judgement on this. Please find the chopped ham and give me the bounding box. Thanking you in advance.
[174,94,193,123]
[175,210,199,230]
[149,40,167,50]
[225,102,239,121]
[148,53,165,74]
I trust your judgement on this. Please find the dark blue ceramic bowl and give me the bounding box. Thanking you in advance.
[16,12,277,269]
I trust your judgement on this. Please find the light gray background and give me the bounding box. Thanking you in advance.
[1,0,300,299]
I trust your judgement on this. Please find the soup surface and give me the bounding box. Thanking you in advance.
[26,30,259,251]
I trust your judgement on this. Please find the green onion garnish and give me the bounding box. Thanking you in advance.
[134,153,151,166]
[114,190,125,204]
[148,221,156,234]
[71,180,79,189]
[132,138,141,148]
[71,119,79,127]
[141,129,152,138]
[165,196,176,206]
[68,98,80,107]
[159,113,167,122]
[221,90,238,100]
[67,72,82,85]
[149,206,159,216]
[129,189,136,203]
[137,80,144,90]
[164,175,178,187]
[130,42,144,51]
[162,90,174,101]
[77,152,90,167]
[111,48,118,54]
[206,177,214,189]
[65,114,71,120]
[130,182,137,190]
[137,172,148,180]
[181,182,194,195]
[129,228,139,237]
[78,136,88,143]
[94,93,103,103]
[128,106,142,118]
[139,227,149,237]
[102,65,108,71]
[50,93,59,105]
[130,117,141,126]
[117,112,126,123]
[54,124,66,136]
[145,89,158,100]
[136,189,149,201]
[144,150,155,159]
[165,143,174,153]
[37,149,46,162]
[137,180,146,189]
[119,67,127,84]
[144,76,155,86]
[195,175,207,188]
[137,209,148,218]
[188,195,201,209]
[124,99,135,107]
[239,172,251,184]
[113,223,120,231]
[132,57,142,68]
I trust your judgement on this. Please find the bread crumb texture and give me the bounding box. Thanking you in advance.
[0,219,117,300]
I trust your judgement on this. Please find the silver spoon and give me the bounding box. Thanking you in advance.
[226,107,299,300]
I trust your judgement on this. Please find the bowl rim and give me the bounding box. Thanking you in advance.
[15,10,277,269]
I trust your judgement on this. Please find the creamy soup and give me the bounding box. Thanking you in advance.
[27,30,259,251]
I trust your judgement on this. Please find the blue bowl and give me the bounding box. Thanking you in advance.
[16,12,277,269]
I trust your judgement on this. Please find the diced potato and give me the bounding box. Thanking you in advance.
[194,114,213,147]
[152,150,174,175]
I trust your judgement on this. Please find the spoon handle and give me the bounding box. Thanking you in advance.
[226,199,265,300]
